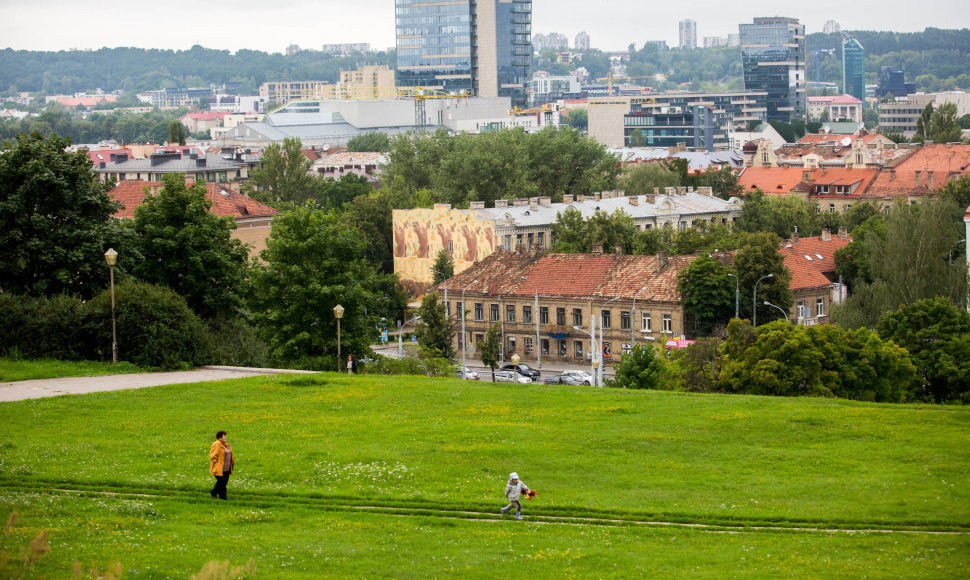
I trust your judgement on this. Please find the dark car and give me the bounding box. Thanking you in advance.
[501,363,541,380]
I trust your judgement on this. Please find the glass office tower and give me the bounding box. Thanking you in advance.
[842,36,865,103]
[395,0,530,107]
[739,17,806,123]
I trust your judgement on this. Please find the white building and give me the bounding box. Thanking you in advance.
[679,20,697,49]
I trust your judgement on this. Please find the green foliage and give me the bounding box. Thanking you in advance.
[249,206,381,367]
[0,293,89,360]
[128,174,249,319]
[632,227,673,255]
[342,192,395,274]
[204,317,268,368]
[479,323,501,375]
[85,280,210,369]
[733,232,793,324]
[566,107,587,130]
[0,132,117,298]
[316,173,374,210]
[620,162,681,196]
[677,255,736,336]
[346,132,390,152]
[695,165,743,200]
[356,353,456,377]
[167,120,186,145]
[551,208,635,254]
[937,175,970,209]
[877,298,970,403]
[0,357,144,381]
[414,293,453,359]
[612,343,664,389]
[736,189,813,239]
[431,249,454,284]
[246,137,317,204]
[550,208,588,252]
[917,102,963,144]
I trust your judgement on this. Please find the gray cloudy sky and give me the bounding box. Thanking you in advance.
[2,0,968,53]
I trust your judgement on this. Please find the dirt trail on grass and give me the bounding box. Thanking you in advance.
[6,480,967,536]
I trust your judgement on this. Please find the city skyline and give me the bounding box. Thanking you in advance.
[1,0,966,54]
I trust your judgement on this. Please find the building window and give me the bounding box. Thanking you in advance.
[642,312,651,331]
[538,232,545,247]
[457,301,464,319]
[475,303,484,321]
[602,310,611,329]
[527,233,534,247]
[662,314,672,333]
[679,220,687,231]
[506,304,515,322]
[574,341,583,357]
[540,307,549,324]
[507,336,516,354]
[541,339,550,356]
[523,305,532,324]
[817,298,825,317]
[797,300,808,318]
[524,336,533,355]
[620,311,631,330]
[556,307,566,325]
[448,240,454,253]
[572,308,583,326]
[490,304,500,322]
[504,235,511,251]
[828,204,835,213]
[558,339,567,356]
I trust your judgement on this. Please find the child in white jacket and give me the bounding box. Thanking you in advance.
[501,472,530,520]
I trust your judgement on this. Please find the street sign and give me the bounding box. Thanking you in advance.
[602,341,611,359]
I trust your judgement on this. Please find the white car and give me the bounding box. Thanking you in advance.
[457,366,480,380]
[493,370,532,383]
[561,370,594,386]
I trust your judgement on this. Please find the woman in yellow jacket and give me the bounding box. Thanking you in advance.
[209,430,234,500]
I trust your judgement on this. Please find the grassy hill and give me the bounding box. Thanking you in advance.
[1,372,968,577]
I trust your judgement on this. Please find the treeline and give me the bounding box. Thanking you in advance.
[0,107,186,144]
[0,45,394,95]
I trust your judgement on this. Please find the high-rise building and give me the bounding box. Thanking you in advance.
[703,37,728,49]
[739,17,806,123]
[395,0,531,107]
[574,31,590,51]
[679,19,697,49]
[726,33,741,47]
[823,20,840,34]
[878,66,916,98]
[842,35,865,103]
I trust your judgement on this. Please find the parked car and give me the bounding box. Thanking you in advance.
[457,366,480,380]
[493,370,532,383]
[500,363,541,380]
[556,370,594,386]
[544,372,589,386]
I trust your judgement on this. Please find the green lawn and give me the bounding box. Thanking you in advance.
[0,357,146,382]
[1,372,968,578]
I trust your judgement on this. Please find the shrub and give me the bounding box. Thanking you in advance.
[205,318,269,368]
[0,293,88,360]
[84,281,210,370]
[357,353,456,377]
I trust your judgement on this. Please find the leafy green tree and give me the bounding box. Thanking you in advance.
[633,227,673,255]
[927,103,962,144]
[620,162,681,197]
[628,129,646,147]
[696,165,743,199]
[916,103,934,141]
[566,108,587,130]
[587,209,636,253]
[250,206,381,367]
[736,189,812,239]
[479,323,501,380]
[129,174,250,319]
[346,132,391,152]
[877,297,970,403]
[612,344,664,389]
[677,255,736,335]
[733,232,793,324]
[167,120,186,145]
[431,249,454,284]
[317,173,374,210]
[937,175,970,208]
[247,137,317,204]
[551,208,589,252]
[0,132,118,298]
[342,192,394,274]
[414,293,453,358]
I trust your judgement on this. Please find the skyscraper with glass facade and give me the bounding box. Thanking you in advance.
[739,17,806,123]
[395,0,531,107]
[842,36,865,103]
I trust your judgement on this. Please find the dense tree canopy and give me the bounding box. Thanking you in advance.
[346,132,391,152]
[733,232,793,325]
[414,293,453,359]
[246,137,316,204]
[677,255,736,336]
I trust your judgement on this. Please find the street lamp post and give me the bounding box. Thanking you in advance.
[572,325,597,387]
[630,286,648,350]
[333,304,344,371]
[460,279,478,378]
[753,273,774,328]
[521,276,541,368]
[763,300,789,322]
[726,273,740,320]
[398,314,421,359]
[104,248,118,364]
[598,296,621,387]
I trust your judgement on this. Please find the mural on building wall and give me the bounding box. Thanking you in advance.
[393,207,495,294]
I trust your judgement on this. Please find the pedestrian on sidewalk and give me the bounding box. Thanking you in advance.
[209,430,234,500]
[501,472,530,520]
[347,354,356,375]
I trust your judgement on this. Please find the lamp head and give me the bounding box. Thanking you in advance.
[104,248,118,267]
[333,304,345,319]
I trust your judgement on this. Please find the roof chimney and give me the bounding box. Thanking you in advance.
[592,243,604,255]
[803,170,813,183]
[539,196,552,207]
[697,186,713,196]
[646,194,656,204]
[653,187,660,195]
[791,229,799,244]
[664,187,676,196]
[627,196,639,206]
[494,199,508,208]
[563,194,574,204]
[614,243,623,255]
[529,198,538,210]
[577,194,585,202]
[469,201,485,209]
[676,187,687,195]
[838,227,848,240]
[656,251,668,271]
[821,228,832,242]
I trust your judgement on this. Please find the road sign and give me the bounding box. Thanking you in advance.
[602,342,611,359]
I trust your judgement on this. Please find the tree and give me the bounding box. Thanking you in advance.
[342,193,395,274]
[629,129,646,147]
[612,344,664,389]
[696,165,742,200]
[167,120,186,146]
[551,208,589,252]
[916,103,934,141]
[567,108,587,130]
[249,206,381,367]
[927,102,962,144]
[346,132,390,152]
[733,232,793,324]
[878,298,970,402]
[414,293,453,358]
[317,173,374,210]
[431,249,454,284]
[129,174,250,319]
[937,175,970,209]
[736,189,812,239]
[586,209,636,253]
[479,323,501,380]
[247,137,317,204]
[620,162,681,197]
[677,255,736,336]
[0,132,118,298]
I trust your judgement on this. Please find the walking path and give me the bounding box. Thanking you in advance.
[0,366,317,403]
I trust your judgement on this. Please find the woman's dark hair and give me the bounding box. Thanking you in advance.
[216,430,227,440]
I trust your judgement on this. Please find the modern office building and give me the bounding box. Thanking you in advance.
[878,66,916,98]
[679,19,697,49]
[842,35,865,103]
[624,105,724,150]
[739,17,806,123]
[879,92,970,137]
[396,0,531,107]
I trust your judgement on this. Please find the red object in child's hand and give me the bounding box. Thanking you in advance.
[525,490,538,499]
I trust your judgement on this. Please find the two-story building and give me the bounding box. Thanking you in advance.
[778,229,851,324]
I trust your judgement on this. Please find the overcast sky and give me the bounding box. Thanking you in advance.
[2,0,968,53]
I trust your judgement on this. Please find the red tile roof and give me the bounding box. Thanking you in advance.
[737,167,809,194]
[109,180,279,220]
[84,148,134,164]
[738,167,880,198]
[803,168,880,198]
[301,148,321,161]
[866,144,970,198]
[796,133,888,145]
[778,234,851,290]
[57,96,117,108]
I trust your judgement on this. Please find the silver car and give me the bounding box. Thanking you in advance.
[493,370,532,383]
[457,366,480,380]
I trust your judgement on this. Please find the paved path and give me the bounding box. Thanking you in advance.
[0,366,317,403]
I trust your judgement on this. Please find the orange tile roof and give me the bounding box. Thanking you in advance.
[444,251,696,303]
[109,180,279,220]
[797,133,883,145]
[803,168,880,198]
[737,167,809,194]
[866,144,970,198]
[778,235,851,290]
